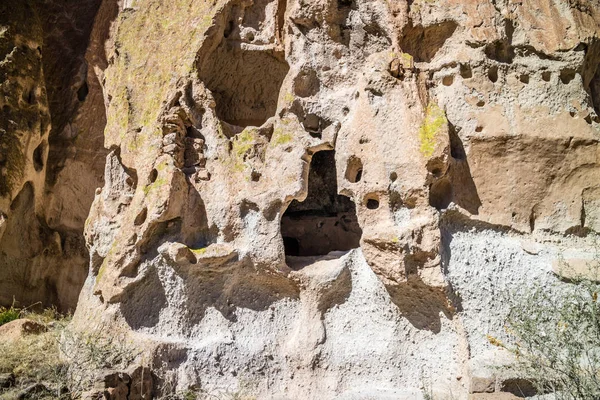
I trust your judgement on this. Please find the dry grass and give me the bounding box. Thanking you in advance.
[0,311,70,400]
[0,310,258,399]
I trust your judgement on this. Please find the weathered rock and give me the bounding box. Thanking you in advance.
[552,248,600,281]
[66,0,600,397]
[0,0,108,311]
[2,0,600,398]
[0,319,46,343]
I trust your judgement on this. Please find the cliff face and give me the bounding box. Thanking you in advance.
[2,0,600,398]
[0,0,108,311]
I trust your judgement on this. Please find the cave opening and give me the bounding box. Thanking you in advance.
[281,150,362,258]
[198,41,289,128]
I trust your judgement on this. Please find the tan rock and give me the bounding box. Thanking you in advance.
[2,0,600,398]
[552,248,600,281]
[0,319,46,343]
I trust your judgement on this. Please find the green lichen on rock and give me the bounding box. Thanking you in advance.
[143,161,170,195]
[143,175,168,195]
[283,92,295,104]
[230,128,259,172]
[96,263,107,282]
[104,0,222,153]
[191,247,207,255]
[270,118,295,147]
[272,127,293,146]
[418,102,447,158]
[400,52,414,69]
[233,129,257,158]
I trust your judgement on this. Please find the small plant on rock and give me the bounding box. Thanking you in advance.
[495,256,600,399]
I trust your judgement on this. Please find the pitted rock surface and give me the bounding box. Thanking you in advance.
[1,0,600,398]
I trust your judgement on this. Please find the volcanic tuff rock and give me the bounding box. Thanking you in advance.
[0,0,108,311]
[1,0,600,398]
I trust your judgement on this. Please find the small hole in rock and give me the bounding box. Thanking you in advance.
[542,71,551,82]
[366,197,380,210]
[77,81,89,102]
[187,252,198,265]
[251,170,261,182]
[569,110,577,118]
[247,32,255,42]
[303,113,320,133]
[476,100,485,107]
[488,66,498,83]
[224,19,234,38]
[33,142,45,172]
[293,69,320,98]
[560,69,576,84]
[442,75,454,86]
[355,169,362,182]
[460,64,472,79]
[345,156,363,183]
[149,169,158,183]
[475,126,483,132]
[24,87,36,105]
[520,74,529,84]
[390,172,397,182]
[342,107,350,115]
[429,179,452,210]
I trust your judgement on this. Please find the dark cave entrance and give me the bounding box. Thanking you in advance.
[281,150,362,257]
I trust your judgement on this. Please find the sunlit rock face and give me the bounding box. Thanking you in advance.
[2,0,600,398]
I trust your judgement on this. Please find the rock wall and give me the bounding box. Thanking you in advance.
[0,0,109,311]
[2,0,600,398]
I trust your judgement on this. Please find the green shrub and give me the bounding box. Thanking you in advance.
[0,305,20,326]
[497,263,600,399]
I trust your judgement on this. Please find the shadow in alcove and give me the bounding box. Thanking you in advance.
[582,39,600,120]
[120,237,300,331]
[180,263,300,326]
[120,267,168,330]
[197,31,289,128]
[385,277,454,334]
[400,20,458,63]
[281,150,362,258]
[447,122,482,215]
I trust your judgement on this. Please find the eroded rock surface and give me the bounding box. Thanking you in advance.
[0,0,109,311]
[2,0,600,398]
